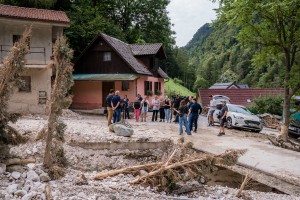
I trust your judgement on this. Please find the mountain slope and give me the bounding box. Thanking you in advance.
[184,22,284,89]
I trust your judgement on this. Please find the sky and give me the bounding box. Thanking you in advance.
[167,0,218,47]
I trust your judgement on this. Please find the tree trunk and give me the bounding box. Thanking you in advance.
[43,110,56,168]
[280,57,292,142]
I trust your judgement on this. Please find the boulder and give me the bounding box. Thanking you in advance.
[11,171,21,179]
[113,124,133,137]
[40,173,51,182]
[27,170,40,182]
[0,163,6,174]
[6,184,18,194]
[15,190,27,197]
[6,165,25,173]
[21,191,37,200]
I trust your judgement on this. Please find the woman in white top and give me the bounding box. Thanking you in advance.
[140,96,149,122]
[151,95,160,122]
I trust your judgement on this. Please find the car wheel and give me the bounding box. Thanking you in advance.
[226,117,233,129]
[253,129,262,133]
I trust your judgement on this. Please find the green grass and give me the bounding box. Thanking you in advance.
[164,78,195,97]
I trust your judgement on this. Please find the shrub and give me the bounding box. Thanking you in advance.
[250,95,284,115]
[146,90,153,96]
[173,78,184,85]
[155,90,161,96]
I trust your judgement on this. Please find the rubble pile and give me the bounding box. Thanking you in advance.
[259,113,281,129]
[61,109,83,120]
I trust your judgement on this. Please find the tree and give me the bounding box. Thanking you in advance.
[64,0,124,59]
[214,0,300,141]
[100,0,174,45]
[44,36,73,178]
[0,28,31,144]
[0,0,57,8]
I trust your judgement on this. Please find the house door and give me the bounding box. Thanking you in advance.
[102,81,114,107]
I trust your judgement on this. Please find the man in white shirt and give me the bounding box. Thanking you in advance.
[208,95,217,126]
[151,95,160,122]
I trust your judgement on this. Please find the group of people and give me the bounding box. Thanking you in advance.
[105,90,203,136]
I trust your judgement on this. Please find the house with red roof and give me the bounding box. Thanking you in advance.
[71,33,168,109]
[0,4,69,114]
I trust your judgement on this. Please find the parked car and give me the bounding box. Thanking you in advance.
[212,104,263,132]
[288,112,300,138]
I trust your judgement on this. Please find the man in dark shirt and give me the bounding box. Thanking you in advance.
[106,89,114,126]
[111,90,121,123]
[189,98,202,133]
[218,100,228,136]
[137,94,143,102]
[172,95,180,123]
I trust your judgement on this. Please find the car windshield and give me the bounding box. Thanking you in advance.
[228,105,251,115]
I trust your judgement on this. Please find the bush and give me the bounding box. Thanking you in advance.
[146,90,153,96]
[155,90,161,96]
[250,95,284,115]
[173,78,184,85]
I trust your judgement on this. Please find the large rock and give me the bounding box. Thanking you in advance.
[40,173,51,182]
[15,190,27,197]
[6,165,25,173]
[6,184,18,194]
[27,170,40,182]
[11,171,21,179]
[21,191,37,200]
[0,163,6,174]
[112,124,134,137]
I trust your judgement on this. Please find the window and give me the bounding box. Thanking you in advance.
[13,34,30,48]
[122,81,129,91]
[13,35,21,44]
[150,57,159,69]
[103,52,111,61]
[144,81,152,95]
[154,82,161,92]
[19,76,31,92]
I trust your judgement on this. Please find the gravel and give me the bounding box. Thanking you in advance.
[0,113,299,200]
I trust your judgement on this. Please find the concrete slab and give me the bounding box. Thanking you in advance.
[192,116,300,189]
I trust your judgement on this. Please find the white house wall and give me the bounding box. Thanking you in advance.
[0,18,53,65]
[8,68,52,114]
[0,18,66,114]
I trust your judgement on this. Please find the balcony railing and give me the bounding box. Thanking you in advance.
[0,44,47,65]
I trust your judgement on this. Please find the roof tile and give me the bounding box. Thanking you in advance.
[0,4,69,25]
[130,43,163,55]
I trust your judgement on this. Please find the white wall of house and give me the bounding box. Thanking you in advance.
[8,68,52,114]
[0,18,56,65]
[0,18,66,114]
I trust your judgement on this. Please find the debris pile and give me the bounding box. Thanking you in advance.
[259,114,281,129]
[61,109,82,120]
[94,142,246,192]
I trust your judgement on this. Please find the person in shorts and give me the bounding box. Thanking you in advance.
[218,100,228,136]
[140,96,149,122]
[208,95,217,126]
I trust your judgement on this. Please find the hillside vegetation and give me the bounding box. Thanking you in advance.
[164,78,195,97]
[185,22,285,89]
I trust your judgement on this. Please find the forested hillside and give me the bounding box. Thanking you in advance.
[185,22,285,89]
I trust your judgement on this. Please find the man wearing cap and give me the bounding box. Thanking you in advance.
[218,100,228,136]
[208,95,217,126]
